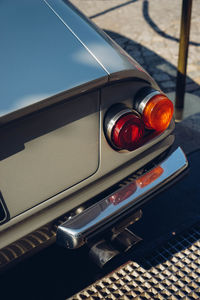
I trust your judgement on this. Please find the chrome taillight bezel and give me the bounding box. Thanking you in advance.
[104,104,143,151]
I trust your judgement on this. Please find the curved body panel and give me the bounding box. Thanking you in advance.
[0,0,157,124]
[0,0,183,264]
[0,0,107,123]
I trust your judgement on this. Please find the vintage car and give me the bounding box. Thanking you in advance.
[0,0,188,269]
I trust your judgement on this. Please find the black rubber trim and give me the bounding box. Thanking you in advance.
[0,192,10,225]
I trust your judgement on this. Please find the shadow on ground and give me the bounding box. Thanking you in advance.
[106,30,200,155]
[106,30,200,97]
[142,0,200,47]
[0,32,200,300]
[90,0,138,19]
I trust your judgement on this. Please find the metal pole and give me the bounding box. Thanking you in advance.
[175,0,193,109]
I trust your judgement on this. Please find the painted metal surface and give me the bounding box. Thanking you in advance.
[57,147,188,249]
[44,0,157,85]
[0,0,107,123]
[0,0,156,124]
[0,0,177,253]
[175,0,193,110]
[0,91,100,218]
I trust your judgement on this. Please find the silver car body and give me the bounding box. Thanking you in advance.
[0,0,183,259]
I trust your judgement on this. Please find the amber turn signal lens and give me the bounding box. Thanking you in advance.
[111,114,144,151]
[142,94,174,131]
[136,166,164,188]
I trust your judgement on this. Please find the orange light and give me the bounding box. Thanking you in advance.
[136,166,164,188]
[142,94,174,131]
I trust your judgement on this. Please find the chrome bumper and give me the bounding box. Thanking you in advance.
[57,147,188,249]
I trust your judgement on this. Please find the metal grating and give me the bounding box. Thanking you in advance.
[70,223,200,300]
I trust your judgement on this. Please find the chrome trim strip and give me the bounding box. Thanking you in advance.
[57,147,188,249]
[137,91,161,114]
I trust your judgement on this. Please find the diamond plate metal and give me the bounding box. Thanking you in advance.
[70,223,200,300]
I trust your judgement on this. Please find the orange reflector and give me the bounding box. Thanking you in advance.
[136,166,164,188]
[142,94,174,131]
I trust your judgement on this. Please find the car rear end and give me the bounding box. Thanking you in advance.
[0,0,187,270]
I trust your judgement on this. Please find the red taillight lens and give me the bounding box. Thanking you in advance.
[111,114,144,151]
[109,181,137,205]
[142,94,174,132]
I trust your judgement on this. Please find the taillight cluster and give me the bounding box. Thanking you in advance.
[104,87,174,151]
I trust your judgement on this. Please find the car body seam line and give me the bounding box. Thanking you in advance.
[42,0,111,76]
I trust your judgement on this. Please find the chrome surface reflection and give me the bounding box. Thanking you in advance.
[57,147,188,249]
